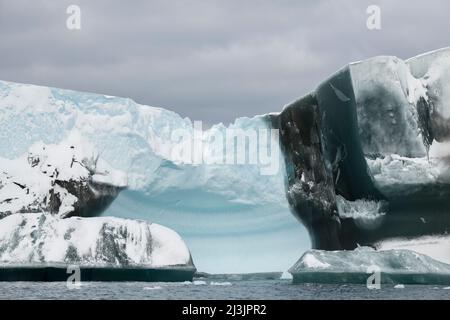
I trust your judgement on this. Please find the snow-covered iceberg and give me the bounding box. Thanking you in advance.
[290,247,450,284]
[0,79,307,274]
[0,135,126,219]
[0,213,195,281]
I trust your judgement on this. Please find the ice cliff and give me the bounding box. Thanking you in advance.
[271,47,450,256]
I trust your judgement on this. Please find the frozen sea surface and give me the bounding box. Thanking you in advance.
[1,280,450,300]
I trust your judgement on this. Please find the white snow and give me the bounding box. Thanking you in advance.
[0,133,127,216]
[148,223,193,267]
[0,213,192,267]
[366,154,450,188]
[408,47,450,122]
[299,253,331,269]
[336,195,386,225]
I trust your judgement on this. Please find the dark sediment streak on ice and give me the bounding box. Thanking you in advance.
[269,49,450,251]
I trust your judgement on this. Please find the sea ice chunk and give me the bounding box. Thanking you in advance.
[290,247,450,284]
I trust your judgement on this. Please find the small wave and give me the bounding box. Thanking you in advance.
[143,286,162,290]
[210,282,232,286]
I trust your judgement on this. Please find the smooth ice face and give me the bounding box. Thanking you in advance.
[350,48,450,157]
[350,56,427,157]
[0,213,192,268]
[0,80,309,273]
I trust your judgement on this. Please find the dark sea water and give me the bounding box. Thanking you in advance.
[1,280,450,299]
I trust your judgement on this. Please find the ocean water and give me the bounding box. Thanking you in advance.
[1,280,450,300]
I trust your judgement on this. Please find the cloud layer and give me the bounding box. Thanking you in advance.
[1,0,449,124]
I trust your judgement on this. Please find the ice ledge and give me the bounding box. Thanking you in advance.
[290,247,450,285]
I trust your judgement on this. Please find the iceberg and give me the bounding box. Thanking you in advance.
[0,80,307,274]
[290,247,450,285]
[376,235,450,266]
[0,135,126,219]
[271,47,450,254]
[0,213,195,281]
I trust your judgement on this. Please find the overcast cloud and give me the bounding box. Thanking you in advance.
[0,0,449,124]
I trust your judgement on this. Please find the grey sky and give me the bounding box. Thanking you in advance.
[0,0,449,125]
